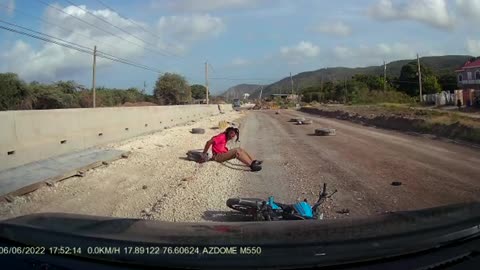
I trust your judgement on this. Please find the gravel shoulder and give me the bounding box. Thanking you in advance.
[0,110,247,222]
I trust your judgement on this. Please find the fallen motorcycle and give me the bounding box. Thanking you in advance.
[226,183,337,221]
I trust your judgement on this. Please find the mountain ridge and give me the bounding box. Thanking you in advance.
[239,55,473,98]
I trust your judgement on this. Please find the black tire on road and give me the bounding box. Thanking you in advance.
[226,198,263,214]
[191,128,205,134]
[315,128,336,136]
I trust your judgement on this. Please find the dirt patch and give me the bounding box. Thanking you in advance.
[301,106,480,145]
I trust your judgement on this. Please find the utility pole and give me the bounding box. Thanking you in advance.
[290,72,294,94]
[92,45,97,108]
[259,85,263,101]
[344,77,347,104]
[205,61,209,104]
[383,60,387,91]
[417,54,423,102]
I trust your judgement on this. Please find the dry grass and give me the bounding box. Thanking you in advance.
[311,103,480,143]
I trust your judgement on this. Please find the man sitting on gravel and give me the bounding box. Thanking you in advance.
[202,127,262,172]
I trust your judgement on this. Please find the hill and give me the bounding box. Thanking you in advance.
[220,83,262,100]
[249,55,472,98]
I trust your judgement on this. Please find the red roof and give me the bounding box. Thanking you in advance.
[456,59,480,72]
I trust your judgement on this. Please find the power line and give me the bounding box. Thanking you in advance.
[94,0,181,55]
[0,19,93,51]
[0,19,161,72]
[63,0,178,58]
[0,24,163,74]
[210,77,278,81]
[0,24,92,53]
[0,3,158,71]
[36,0,170,58]
[0,2,130,58]
[389,80,420,84]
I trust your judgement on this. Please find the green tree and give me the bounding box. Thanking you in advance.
[302,92,312,102]
[28,82,82,109]
[54,80,82,94]
[352,74,386,91]
[0,73,31,110]
[191,84,207,100]
[154,73,192,105]
[423,75,442,94]
[397,61,441,96]
[438,73,457,91]
[123,88,145,103]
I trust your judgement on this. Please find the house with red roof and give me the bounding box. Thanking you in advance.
[455,58,480,90]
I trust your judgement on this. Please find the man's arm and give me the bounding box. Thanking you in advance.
[203,138,214,154]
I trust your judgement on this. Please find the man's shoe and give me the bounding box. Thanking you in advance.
[252,160,263,165]
[250,162,262,172]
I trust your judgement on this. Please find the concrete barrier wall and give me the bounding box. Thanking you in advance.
[0,104,233,171]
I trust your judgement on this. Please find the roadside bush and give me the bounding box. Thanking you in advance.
[351,89,414,104]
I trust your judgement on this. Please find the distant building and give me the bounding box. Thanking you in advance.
[455,58,480,90]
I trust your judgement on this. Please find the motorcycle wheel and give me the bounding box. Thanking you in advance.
[226,198,263,214]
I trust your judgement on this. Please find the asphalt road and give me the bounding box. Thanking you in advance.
[236,110,480,219]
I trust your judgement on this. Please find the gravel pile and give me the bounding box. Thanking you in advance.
[0,110,247,222]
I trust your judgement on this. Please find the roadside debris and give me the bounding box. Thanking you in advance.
[191,128,205,134]
[336,208,350,214]
[141,208,152,217]
[182,176,194,182]
[297,119,313,125]
[314,128,336,136]
[391,181,402,186]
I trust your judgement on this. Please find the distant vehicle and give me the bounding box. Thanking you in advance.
[233,99,241,108]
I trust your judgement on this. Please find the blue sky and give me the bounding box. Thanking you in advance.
[1,0,480,94]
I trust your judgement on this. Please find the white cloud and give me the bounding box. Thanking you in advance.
[2,40,94,80]
[231,57,250,66]
[467,39,480,56]
[333,46,354,59]
[280,41,320,64]
[456,0,480,20]
[152,0,262,12]
[1,4,224,81]
[311,21,351,37]
[0,0,15,16]
[332,43,415,66]
[156,14,226,44]
[369,0,454,30]
[1,4,148,81]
